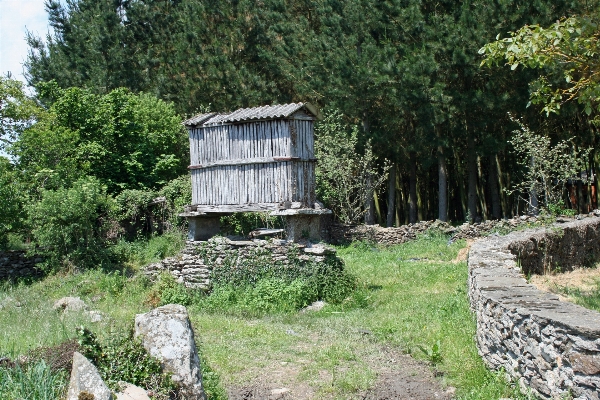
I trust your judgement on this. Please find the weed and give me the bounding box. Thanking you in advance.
[417,340,443,365]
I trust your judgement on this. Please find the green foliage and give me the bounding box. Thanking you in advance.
[417,340,443,366]
[219,212,283,236]
[203,278,318,316]
[200,357,228,400]
[0,76,42,152]
[13,85,187,193]
[0,360,67,400]
[205,243,356,304]
[480,16,600,118]
[315,110,390,224]
[28,176,116,271]
[151,272,201,307]
[113,231,187,269]
[158,175,192,228]
[76,326,176,397]
[0,158,27,249]
[508,115,591,213]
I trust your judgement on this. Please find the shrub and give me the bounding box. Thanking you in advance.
[28,176,117,271]
[76,326,176,399]
[315,109,389,224]
[0,159,26,250]
[158,175,192,229]
[150,272,201,307]
[203,278,318,316]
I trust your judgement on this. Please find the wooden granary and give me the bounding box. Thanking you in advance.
[181,103,330,241]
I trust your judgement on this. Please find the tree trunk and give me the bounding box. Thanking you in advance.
[364,173,376,225]
[387,164,396,227]
[488,154,502,219]
[438,146,448,222]
[409,152,418,223]
[528,156,539,215]
[467,132,478,222]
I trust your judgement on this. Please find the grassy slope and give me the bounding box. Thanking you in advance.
[0,234,528,399]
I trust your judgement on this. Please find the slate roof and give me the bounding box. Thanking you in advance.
[183,103,320,127]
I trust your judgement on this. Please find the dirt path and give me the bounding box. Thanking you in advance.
[226,345,453,400]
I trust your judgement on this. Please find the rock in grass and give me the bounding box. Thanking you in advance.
[67,352,113,400]
[54,297,88,312]
[115,382,151,400]
[134,304,206,400]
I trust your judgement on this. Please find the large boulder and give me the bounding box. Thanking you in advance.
[134,304,206,399]
[67,352,113,400]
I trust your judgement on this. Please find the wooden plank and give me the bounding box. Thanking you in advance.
[274,121,279,157]
[251,122,257,159]
[191,203,281,213]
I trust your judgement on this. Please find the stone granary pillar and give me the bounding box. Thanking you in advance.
[179,211,222,241]
[270,208,331,242]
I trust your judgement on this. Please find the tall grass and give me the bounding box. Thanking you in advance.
[0,361,67,400]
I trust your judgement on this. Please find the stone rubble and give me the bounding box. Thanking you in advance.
[143,237,338,291]
[329,214,596,245]
[0,250,43,280]
[468,217,600,399]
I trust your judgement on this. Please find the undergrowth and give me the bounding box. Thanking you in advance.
[0,360,67,400]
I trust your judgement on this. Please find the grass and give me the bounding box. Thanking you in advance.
[0,360,67,400]
[555,277,600,312]
[0,232,529,399]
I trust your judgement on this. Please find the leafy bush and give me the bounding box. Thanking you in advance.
[14,84,187,194]
[76,326,176,398]
[0,158,27,249]
[158,175,192,229]
[0,360,67,400]
[113,231,187,268]
[150,272,201,307]
[508,115,591,215]
[201,278,316,316]
[315,110,389,224]
[28,176,117,271]
[114,176,191,239]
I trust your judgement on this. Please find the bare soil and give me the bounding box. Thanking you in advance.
[226,346,453,400]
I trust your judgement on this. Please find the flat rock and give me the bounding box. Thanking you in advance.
[301,300,326,313]
[66,352,113,400]
[134,304,206,399]
[54,296,87,312]
[115,383,151,400]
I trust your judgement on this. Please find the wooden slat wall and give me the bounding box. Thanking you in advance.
[189,115,315,206]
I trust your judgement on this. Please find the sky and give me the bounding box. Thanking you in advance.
[0,0,50,84]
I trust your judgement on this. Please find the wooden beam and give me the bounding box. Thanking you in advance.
[188,157,317,170]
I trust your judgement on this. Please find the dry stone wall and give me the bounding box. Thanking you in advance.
[329,216,545,245]
[0,250,43,280]
[468,217,600,399]
[144,237,339,291]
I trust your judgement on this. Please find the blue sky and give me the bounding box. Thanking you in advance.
[0,0,49,83]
